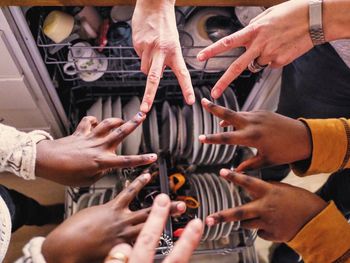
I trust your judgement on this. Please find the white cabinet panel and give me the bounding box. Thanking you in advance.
[0,31,22,78]
[0,109,48,130]
[0,76,37,109]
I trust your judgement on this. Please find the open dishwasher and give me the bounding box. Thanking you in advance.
[4,5,274,262]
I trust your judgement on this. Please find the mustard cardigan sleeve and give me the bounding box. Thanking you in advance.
[287,202,350,263]
[291,118,350,176]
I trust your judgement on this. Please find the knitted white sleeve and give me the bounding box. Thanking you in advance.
[0,124,53,180]
[14,237,46,263]
[0,195,11,263]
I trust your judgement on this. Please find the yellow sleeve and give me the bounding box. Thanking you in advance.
[291,118,350,176]
[287,202,350,263]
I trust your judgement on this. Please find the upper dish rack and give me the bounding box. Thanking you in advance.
[35,11,252,87]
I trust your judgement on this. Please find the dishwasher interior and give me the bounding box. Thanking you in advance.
[25,6,263,262]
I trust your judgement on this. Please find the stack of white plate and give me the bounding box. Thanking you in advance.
[190,172,241,241]
[86,96,142,155]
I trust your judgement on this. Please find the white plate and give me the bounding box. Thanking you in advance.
[197,174,215,241]
[100,188,115,204]
[172,106,181,157]
[182,106,194,159]
[197,88,211,165]
[234,6,265,27]
[102,97,112,119]
[183,8,245,72]
[211,94,226,164]
[216,91,231,164]
[190,88,204,164]
[220,176,235,238]
[210,173,228,240]
[122,96,142,155]
[161,101,177,154]
[149,107,160,153]
[79,53,108,82]
[112,97,122,155]
[223,87,239,163]
[86,97,102,122]
[192,174,209,241]
[189,177,201,220]
[203,173,220,241]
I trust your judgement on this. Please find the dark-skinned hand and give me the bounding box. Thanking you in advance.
[206,169,327,242]
[35,112,157,186]
[42,173,187,263]
[199,98,312,171]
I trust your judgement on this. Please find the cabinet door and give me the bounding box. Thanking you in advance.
[0,31,22,78]
[0,76,37,109]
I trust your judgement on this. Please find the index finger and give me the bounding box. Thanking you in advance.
[201,98,245,126]
[140,52,166,113]
[106,112,146,147]
[197,26,253,61]
[170,51,195,105]
[130,194,171,263]
[113,173,151,208]
[220,169,270,198]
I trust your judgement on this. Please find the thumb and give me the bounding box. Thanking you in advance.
[105,243,132,263]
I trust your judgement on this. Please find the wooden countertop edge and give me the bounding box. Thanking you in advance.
[0,0,284,6]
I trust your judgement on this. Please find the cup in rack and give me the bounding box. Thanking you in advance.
[43,10,75,44]
[63,41,108,82]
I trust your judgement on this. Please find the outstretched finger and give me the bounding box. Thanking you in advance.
[74,116,98,135]
[106,112,146,147]
[113,173,152,208]
[100,154,158,170]
[171,51,195,105]
[201,98,245,126]
[197,27,253,61]
[220,169,270,198]
[163,219,203,263]
[93,118,124,137]
[211,47,259,99]
[140,52,166,113]
[206,201,261,226]
[199,131,251,146]
[130,194,171,263]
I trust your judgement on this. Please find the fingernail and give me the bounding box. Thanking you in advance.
[197,52,206,61]
[177,202,187,213]
[190,218,203,233]
[206,217,215,226]
[155,194,169,207]
[136,111,145,120]
[199,135,206,141]
[147,153,158,160]
[211,89,219,99]
[220,169,230,177]
[143,173,151,181]
[187,94,195,105]
[140,102,149,113]
[201,98,210,106]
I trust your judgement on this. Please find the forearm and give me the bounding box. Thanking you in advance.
[135,0,175,10]
[291,118,350,176]
[324,0,350,41]
[288,202,350,263]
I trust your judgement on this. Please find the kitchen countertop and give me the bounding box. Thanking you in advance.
[2,0,284,6]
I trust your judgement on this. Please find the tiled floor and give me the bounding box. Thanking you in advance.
[1,171,329,263]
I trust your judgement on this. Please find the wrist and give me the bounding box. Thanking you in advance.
[136,0,175,9]
[35,139,53,179]
[323,0,350,41]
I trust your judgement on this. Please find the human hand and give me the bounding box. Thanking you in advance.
[199,98,312,171]
[105,194,203,263]
[197,0,313,99]
[132,0,195,113]
[35,113,157,186]
[206,169,327,242]
[42,174,187,263]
